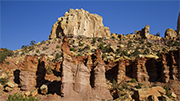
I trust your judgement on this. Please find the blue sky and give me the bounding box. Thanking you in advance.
[1,1,180,50]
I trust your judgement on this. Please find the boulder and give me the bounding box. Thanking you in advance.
[49,9,111,39]
[40,84,48,95]
[165,28,177,40]
[132,87,162,100]
[148,95,159,101]
[171,92,177,98]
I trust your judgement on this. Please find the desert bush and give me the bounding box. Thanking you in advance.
[0,77,9,85]
[143,48,150,54]
[56,45,61,49]
[147,42,153,47]
[97,38,103,42]
[6,61,10,65]
[92,38,96,44]
[135,83,143,89]
[83,45,90,50]
[121,83,128,89]
[30,40,35,46]
[133,47,141,56]
[42,47,48,51]
[155,32,160,37]
[0,48,14,63]
[130,78,137,83]
[102,54,106,59]
[162,48,166,52]
[55,53,61,60]
[70,47,77,52]
[36,50,39,53]
[79,41,84,46]
[116,48,122,54]
[98,43,104,50]
[101,45,111,53]
[112,79,118,90]
[7,93,39,101]
[46,65,52,75]
[164,85,171,98]
[122,50,129,57]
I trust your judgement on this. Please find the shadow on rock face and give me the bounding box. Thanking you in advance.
[13,69,20,84]
[47,81,62,96]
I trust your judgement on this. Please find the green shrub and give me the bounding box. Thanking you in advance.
[135,83,143,89]
[0,77,9,85]
[46,65,52,75]
[116,48,122,54]
[58,40,61,43]
[101,45,111,53]
[42,47,47,51]
[167,41,173,47]
[133,48,141,56]
[6,61,10,65]
[83,45,90,50]
[0,48,14,63]
[98,38,103,42]
[147,42,153,47]
[56,45,61,49]
[70,47,77,52]
[155,32,160,36]
[164,85,171,98]
[55,53,61,60]
[7,93,39,101]
[162,48,166,52]
[139,40,144,44]
[143,48,150,54]
[102,54,106,59]
[112,79,118,90]
[92,38,96,44]
[130,78,137,83]
[122,83,128,89]
[79,41,84,46]
[98,43,104,49]
[122,50,129,57]
[30,40,35,46]
[36,50,39,53]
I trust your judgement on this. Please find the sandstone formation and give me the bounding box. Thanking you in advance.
[61,37,112,101]
[49,9,111,39]
[177,12,180,32]
[135,25,150,39]
[117,60,126,84]
[132,58,149,82]
[133,86,166,100]
[19,55,38,91]
[165,28,177,40]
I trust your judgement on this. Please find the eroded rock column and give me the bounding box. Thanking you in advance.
[19,55,38,91]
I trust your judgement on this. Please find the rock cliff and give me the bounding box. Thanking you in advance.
[49,9,111,39]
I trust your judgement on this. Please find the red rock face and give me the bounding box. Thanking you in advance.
[19,55,38,91]
[117,60,126,84]
[61,37,113,101]
[132,58,149,82]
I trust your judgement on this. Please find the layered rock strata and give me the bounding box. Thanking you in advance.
[19,55,38,91]
[49,9,111,39]
[61,37,112,101]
